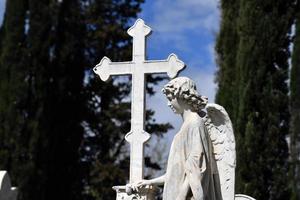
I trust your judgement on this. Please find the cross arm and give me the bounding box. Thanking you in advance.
[93,57,133,81]
[143,54,185,78]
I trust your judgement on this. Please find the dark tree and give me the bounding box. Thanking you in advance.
[215,0,295,199]
[0,0,30,196]
[215,0,240,122]
[0,0,171,200]
[1,0,86,199]
[290,1,300,199]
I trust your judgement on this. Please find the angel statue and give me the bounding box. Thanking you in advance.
[132,77,254,200]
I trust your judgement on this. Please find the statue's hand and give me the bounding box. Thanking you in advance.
[131,179,152,192]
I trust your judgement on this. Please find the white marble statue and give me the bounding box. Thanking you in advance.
[94,18,255,200]
[94,18,184,184]
[94,18,185,200]
[131,77,254,200]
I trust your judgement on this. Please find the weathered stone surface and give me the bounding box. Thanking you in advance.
[206,103,236,200]
[93,18,185,185]
[94,18,257,200]
[112,185,156,200]
[0,171,17,200]
[235,194,256,200]
[131,77,256,200]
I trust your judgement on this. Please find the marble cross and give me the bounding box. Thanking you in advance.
[93,18,185,183]
[0,171,17,200]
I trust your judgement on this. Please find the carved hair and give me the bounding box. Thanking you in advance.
[162,77,208,111]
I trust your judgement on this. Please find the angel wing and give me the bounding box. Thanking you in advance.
[205,103,236,200]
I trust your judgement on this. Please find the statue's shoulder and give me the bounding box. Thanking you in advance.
[185,114,205,130]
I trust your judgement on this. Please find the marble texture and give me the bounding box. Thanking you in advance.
[162,77,222,200]
[93,18,257,200]
[132,77,256,200]
[93,18,185,200]
[0,171,17,200]
[235,194,256,200]
[162,112,222,200]
[94,19,185,183]
[112,185,156,200]
[205,103,236,200]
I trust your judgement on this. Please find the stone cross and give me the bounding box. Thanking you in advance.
[0,171,17,200]
[93,18,185,183]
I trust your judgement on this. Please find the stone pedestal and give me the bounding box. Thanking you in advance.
[113,185,156,200]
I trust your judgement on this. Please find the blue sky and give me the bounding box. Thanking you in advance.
[0,0,220,157]
[139,0,219,102]
[139,0,220,150]
[0,0,4,24]
[0,0,219,103]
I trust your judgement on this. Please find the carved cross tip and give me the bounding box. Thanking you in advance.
[93,56,112,81]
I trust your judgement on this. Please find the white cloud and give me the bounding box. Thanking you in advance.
[150,0,220,40]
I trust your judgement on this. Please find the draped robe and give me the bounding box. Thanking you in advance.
[163,115,222,200]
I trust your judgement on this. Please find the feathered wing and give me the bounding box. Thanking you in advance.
[205,103,236,200]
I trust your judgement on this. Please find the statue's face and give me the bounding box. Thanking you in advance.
[167,95,184,114]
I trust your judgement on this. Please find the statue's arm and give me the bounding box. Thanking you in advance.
[147,174,165,185]
[132,174,165,191]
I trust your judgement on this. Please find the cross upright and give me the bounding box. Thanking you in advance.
[93,18,185,183]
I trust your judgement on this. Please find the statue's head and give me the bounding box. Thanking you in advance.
[162,77,208,113]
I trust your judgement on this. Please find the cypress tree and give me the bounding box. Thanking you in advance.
[0,1,170,200]
[235,1,294,199]
[216,0,295,199]
[215,0,243,187]
[1,0,86,199]
[215,0,240,121]
[290,1,300,199]
[34,1,86,199]
[0,0,28,192]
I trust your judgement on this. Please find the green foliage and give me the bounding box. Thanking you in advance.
[1,0,86,199]
[216,0,295,199]
[0,0,171,200]
[215,0,240,121]
[290,1,300,199]
[0,0,29,194]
